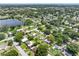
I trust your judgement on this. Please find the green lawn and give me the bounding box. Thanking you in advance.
[0,46,20,56]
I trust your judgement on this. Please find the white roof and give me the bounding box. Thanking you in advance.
[28,41,33,47]
[8,32,12,34]
[17,29,23,31]
[22,37,28,42]
[32,33,36,36]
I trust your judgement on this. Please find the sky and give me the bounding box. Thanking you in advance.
[0,0,79,4]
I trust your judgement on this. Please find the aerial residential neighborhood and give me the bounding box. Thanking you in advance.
[0,4,79,56]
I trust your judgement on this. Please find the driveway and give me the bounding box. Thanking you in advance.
[13,42,28,56]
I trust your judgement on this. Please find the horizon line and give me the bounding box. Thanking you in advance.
[0,3,79,5]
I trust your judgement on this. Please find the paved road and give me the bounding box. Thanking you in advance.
[5,36,28,56]
[13,42,28,56]
[0,36,28,56]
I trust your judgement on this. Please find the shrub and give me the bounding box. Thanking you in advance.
[0,33,5,40]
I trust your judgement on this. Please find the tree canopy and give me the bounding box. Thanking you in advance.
[35,43,48,56]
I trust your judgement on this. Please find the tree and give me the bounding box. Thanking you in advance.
[35,43,48,56]
[46,34,55,44]
[0,33,5,40]
[55,32,63,46]
[44,29,50,35]
[63,28,74,38]
[24,19,33,26]
[62,34,70,43]
[9,26,15,31]
[67,43,79,56]
[38,25,46,32]
[49,48,63,56]
[33,37,42,45]
[45,24,52,30]
[8,40,13,46]
[0,26,8,32]
[14,32,23,44]
[33,37,45,46]
[56,38,63,46]
[27,34,34,41]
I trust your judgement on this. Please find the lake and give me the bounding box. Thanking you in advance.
[0,19,23,27]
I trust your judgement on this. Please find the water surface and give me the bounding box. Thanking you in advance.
[0,19,23,27]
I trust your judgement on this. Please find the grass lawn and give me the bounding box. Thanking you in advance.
[0,40,7,46]
[0,46,20,56]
